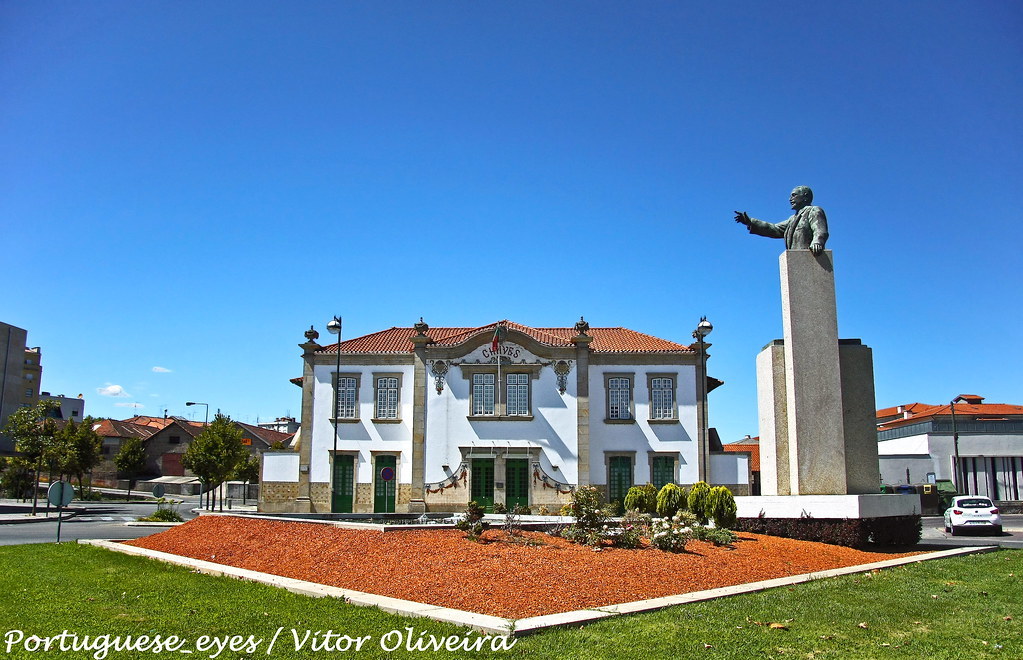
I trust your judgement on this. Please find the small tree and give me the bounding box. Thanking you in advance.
[455,500,489,541]
[54,418,103,496]
[708,486,738,528]
[2,400,59,514]
[115,437,148,501]
[233,454,260,505]
[687,481,712,524]
[182,414,247,511]
[0,457,33,499]
[656,483,687,518]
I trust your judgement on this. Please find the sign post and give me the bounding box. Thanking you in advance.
[380,466,395,514]
[47,481,74,544]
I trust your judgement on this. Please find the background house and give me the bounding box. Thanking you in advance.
[877,394,1023,501]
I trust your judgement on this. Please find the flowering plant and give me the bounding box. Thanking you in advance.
[649,512,696,552]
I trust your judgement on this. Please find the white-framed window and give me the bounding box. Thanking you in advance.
[335,375,359,419]
[375,376,399,419]
[506,373,529,416]
[650,377,674,420]
[472,373,495,416]
[608,376,632,420]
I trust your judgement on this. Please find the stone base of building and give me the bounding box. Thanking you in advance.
[735,494,921,519]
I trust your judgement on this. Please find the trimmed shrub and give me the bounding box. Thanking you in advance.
[708,486,737,528]
[866,515,923,546]
[656,483,686,518]
[735,513,923,548]
[735,513,877,548]
[623,486,647,514]
[687,481,712,524]
[624,483,658,514]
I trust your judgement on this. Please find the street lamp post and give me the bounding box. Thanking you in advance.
[327,316,342,512]
[950,395,967,495]
[185,401,209,425]
[692,316,713,483]
[185,401,210,507]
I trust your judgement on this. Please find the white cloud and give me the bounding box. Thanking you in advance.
[115,402,144,409]
[152,366,172,373]
[97,384,130,397]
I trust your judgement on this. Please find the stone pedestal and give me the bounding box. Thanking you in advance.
[757,250,880,496]
[735,494,920,519]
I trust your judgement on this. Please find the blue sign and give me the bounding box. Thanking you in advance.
[380,466,395,482]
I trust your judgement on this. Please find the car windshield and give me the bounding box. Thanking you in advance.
[958,499,993,508]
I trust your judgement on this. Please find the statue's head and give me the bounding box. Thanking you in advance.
[789,186,813,210]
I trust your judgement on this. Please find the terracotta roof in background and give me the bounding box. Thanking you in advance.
[90,419,159,440]
[238,422,294,447]
[876,402,932,419]
[121,415,176,430]
[877,400,1023,431]
[319,321,694,354]
[722,439,760,472]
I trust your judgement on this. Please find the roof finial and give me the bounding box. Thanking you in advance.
[304,325,320,342]
[414,317,429,336]
[574,316,590,336]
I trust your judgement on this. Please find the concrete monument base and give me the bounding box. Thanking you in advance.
[735,494,921,520]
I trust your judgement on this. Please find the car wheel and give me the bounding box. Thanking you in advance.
[950,526,959,536]
[944,523,951,533]
[993,526,1003,535]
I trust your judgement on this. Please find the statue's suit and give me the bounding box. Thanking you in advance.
[746,205,828,250]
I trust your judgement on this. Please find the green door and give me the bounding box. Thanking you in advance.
[331,455,354,513]
[652,455,675,490]
[471,459,495,512]
[506,459,529,510]
[608,456,633,506]
[374,455,397,513]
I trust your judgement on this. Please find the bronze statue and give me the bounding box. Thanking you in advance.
[735,186,828,254]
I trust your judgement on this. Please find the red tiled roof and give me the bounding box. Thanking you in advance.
[877,401,1023,431]
[722,441,760,472]
[121,415,176,430]
[90,419,159,440]
[238,422,294,447]
[319,321,694,354]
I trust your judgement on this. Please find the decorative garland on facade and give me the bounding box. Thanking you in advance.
[425,462,468,493]
[532,462,575,494]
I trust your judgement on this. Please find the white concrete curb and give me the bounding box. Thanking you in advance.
[79,540,514,635]
[80,539,997,637]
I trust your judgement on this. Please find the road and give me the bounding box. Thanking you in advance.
[919,513,1023,549]
[0,498,200,546]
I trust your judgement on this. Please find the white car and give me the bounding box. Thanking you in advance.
[943,495,1002,536]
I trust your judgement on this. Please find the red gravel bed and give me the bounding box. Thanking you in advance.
[126,516,919,619]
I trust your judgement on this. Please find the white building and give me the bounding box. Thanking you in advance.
[877,395,1023,500]
[261,318,742,514]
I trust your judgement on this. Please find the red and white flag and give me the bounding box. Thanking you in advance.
[491,325,501,353]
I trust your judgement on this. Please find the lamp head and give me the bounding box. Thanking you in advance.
[327,317,342,335]
[694,316,713,338]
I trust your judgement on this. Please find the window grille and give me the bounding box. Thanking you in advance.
[336,377,358,418]
[375,377,399,419]
[507,373,529,416]
[472,373,495,415]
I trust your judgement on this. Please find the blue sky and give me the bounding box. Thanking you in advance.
[2,1,1021,442]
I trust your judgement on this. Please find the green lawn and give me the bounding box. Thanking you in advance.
[0,543,1019,659]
